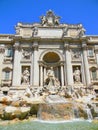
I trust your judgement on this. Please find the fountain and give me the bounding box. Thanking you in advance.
[0,67,98,124]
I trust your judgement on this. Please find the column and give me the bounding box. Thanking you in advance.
[60,64,64,86]
[95,50,98,80]
[56,67,59,79]
[0,45,5,85]
[64,42,73,85]
[30,51,33,86]
[33,41,39,86]
[44,67,46,83]
[82,42,91,85]
[12,42,21,86]
[40,65,43,86]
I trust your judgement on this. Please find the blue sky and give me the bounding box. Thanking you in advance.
[0,0,98,35]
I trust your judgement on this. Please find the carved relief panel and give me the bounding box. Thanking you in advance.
[71,49,81,61]
[21,48,31,60]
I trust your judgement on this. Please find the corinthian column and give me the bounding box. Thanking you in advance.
[82,42,91,85]
[64,42,73,85]
[32,41,39,86]
[40,64,43,86]
[60,64,64,86]
[12,42,21,86]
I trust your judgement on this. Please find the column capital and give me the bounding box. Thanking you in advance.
[64,42,70,50]
[39,61,44,66]
[32,41,38,50]
[82,42,87,50]
[13,41,21,50]
[60,61,64,66]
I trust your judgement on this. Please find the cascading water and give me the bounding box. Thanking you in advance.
[37,103,74,121]
[86,107,93,120]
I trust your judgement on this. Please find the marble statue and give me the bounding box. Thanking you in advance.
[40,16,47,26]
[63,27,68,37]
[73,67,81,83]
[44,67,60,94]
[33,26,38,36]
[77,28,85,37]
[22,67,30,84]
[40,10,60,26]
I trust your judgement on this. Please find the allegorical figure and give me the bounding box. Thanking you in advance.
[22,67,30,84]
[46,67,55,86]
[73,67,81,83]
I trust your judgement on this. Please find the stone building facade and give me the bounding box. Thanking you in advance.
[0,10,98,94]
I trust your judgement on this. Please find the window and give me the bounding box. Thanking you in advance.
[7,48,13,57]
[5,71,10,80]
[88,49,94,57]
[92,69,97,80]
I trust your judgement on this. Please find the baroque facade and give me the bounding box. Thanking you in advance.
[0,10,98,95]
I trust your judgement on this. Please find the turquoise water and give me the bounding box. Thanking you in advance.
[0,120,98,130]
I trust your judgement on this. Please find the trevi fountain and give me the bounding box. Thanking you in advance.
[0,10,98,130]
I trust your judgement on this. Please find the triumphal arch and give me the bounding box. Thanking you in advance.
[0,10,98,95]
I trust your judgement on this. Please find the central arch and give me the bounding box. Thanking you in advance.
[43,52,60,63]
[39,49,64,61]
[39,49,65,87]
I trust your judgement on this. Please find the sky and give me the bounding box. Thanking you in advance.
[0,0,98,35]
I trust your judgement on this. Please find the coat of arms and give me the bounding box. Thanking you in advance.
[40,10,60,26]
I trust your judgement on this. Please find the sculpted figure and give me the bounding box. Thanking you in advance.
[22,68,30,84]
[73,67,81,83]
[54,16,60,25]
[63,27,68,37]
[44,67,60,94]
[40,16,47,26]
[46,67,55,86]
[33,27,38,36]
[72,50,81,59]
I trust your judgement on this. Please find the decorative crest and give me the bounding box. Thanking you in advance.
[40,10,60,26]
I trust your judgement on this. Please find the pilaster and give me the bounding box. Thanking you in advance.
[82,42,91,85]
[12,41,21,86]
[0,45,5,85]
[64,42,73,86]
[32,41,39,86]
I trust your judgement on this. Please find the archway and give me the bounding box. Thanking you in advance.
[39,50,65,87]
[43,52,60,63]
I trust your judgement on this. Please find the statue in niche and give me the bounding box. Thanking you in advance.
[22,67,30,84]
[73,67,81,83]
[45,67,55,86]
[32,26,38,36]
[22,50,31,59]
[44,67,60,94]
